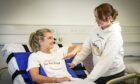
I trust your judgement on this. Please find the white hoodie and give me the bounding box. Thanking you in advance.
[72,21,125,82]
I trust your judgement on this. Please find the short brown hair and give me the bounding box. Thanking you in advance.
[95,3,118,22]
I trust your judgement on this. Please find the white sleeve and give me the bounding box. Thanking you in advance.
[83,37,92,49]
[27,53,40,71]
[72,38,92,65]
[86,34,123,81]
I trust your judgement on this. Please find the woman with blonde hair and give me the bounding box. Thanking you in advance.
[27,28,94,84]
[28,28,71,83]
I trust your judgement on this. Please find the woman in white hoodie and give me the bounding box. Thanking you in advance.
[64,3,125,84]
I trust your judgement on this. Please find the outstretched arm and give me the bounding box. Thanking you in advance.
[63,45,81,59]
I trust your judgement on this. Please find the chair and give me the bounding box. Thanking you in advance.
[7,52,79,84]
[106,73,140,84]
[9,52,36,84]
[1,43,88,84]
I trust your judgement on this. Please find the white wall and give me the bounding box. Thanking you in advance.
[0,0,139,25]
[0,0,140,55]
[0,25,140,56]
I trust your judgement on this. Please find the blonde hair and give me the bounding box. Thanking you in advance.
[29,28,51,52]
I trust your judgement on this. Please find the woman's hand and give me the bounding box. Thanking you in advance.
[68,63,75,68]
[56,77,70,83]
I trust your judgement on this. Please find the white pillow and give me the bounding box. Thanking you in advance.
[0,43,31,84]
[1,43,31,61]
